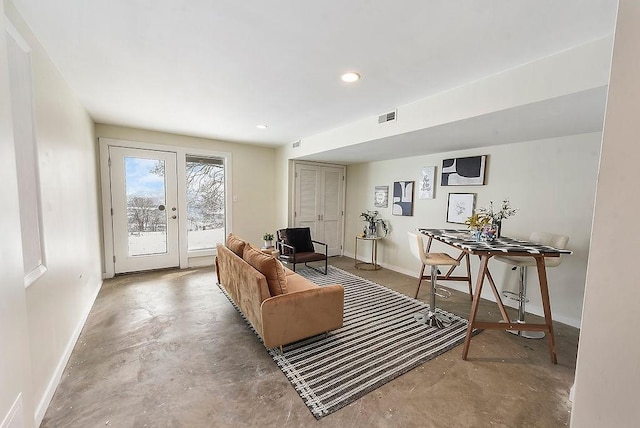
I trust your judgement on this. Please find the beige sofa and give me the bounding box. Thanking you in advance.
[215,234,344,349]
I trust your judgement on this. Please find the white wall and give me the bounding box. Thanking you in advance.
[3,1,104,425]
[0,1,34,426]
[95,124,277,246]
[345,132,601,327]
[572,0,640,425]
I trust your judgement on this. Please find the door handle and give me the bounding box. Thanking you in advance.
[171,215,177,219]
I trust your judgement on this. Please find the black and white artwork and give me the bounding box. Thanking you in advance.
[418,166,435,199]
[446,193,475,224]
[374,185,389,208]
[393,181,414,216]
[441,155,487,186]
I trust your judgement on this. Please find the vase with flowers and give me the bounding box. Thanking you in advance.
[474,198,518,238]
[465,212,491,241]
[360,210,389,238]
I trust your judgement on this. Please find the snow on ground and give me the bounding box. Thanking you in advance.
[128,229,225,255]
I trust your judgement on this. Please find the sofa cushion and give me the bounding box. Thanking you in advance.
[243,244,288,296]
[285,274,317,293]
[226,233,246,257]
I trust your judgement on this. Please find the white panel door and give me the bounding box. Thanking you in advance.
[294,163,345,256]
[321,167,344,256]
[109,146,179,273]
[295,164,320,237]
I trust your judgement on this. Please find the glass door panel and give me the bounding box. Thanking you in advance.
[125,157,168,256]
[186,156,225,251]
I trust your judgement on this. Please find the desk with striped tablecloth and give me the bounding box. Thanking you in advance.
[418,228,572,364]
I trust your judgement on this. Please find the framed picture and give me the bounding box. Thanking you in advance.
[392,181,414,216]
[441,155,487,186]
[418,166,436,199]
[446,193,475,224]
[374,185,389,208]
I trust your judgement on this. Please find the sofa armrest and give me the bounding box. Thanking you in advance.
[260,284,344,349]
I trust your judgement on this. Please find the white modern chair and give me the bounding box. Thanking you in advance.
[494,231,569,339]
[408,231,459,328]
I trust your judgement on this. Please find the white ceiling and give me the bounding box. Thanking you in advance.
[11,0,618,156]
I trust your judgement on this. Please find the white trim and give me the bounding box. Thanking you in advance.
[7,20,48,288]
[1,393,23,428]
[5,19,30,52]
[34,279,103,426]
[188,254,215,268]
[99,140,115,278]
[23,263,46,288]
[98,137,232,277]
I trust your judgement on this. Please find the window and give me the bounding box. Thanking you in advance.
[185,156,225,251]
[7,24,46,286]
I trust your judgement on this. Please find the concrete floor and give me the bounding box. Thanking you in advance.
[41,257,579,427]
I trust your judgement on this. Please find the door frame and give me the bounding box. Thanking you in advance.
[99,138,233,278]
[291,160,346,256]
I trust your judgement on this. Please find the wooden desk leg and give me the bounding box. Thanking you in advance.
[465,253,473,300]
[484,268,511,323]
[462,255,489,360]
[536,257,558,364]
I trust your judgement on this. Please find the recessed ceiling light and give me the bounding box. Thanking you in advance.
[256,124,268,129]
[341,72,361,83]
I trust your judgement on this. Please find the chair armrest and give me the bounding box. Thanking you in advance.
[260,284,344,349]
[311,240,328,255]
[276,241,296,260]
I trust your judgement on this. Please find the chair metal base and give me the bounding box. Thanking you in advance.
[506,324,546,339]
[501,265,545,339]
[499,320,546,339]
[414,310,452,328]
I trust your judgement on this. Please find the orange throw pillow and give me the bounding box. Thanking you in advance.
[226,233,246,257]
[243,244,288,296]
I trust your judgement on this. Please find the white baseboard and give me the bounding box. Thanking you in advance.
[188,255,215,268]
[342,252,581,328]
[1,394,24,428]
[34,278,103,426]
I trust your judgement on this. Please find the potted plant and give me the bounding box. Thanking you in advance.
[263,232,274,248]
[360,210,389,238]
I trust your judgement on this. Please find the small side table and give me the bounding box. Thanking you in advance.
[355,236,382,270]
[261,246,280,257]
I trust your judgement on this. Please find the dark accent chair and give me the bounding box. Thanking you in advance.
[276,227,328,275]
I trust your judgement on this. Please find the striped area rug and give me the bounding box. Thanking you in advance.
[262,266,472,419]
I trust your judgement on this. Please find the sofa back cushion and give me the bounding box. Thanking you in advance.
[243,244,288,296]
[226,233,246,257]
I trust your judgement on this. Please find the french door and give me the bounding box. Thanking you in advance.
[109,146,179,273]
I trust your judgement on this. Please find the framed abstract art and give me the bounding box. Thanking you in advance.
[393,181,414,216]
[441,155,487,186]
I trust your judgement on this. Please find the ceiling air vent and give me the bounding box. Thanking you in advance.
[378,110,397,124]
[292,140,301,148]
